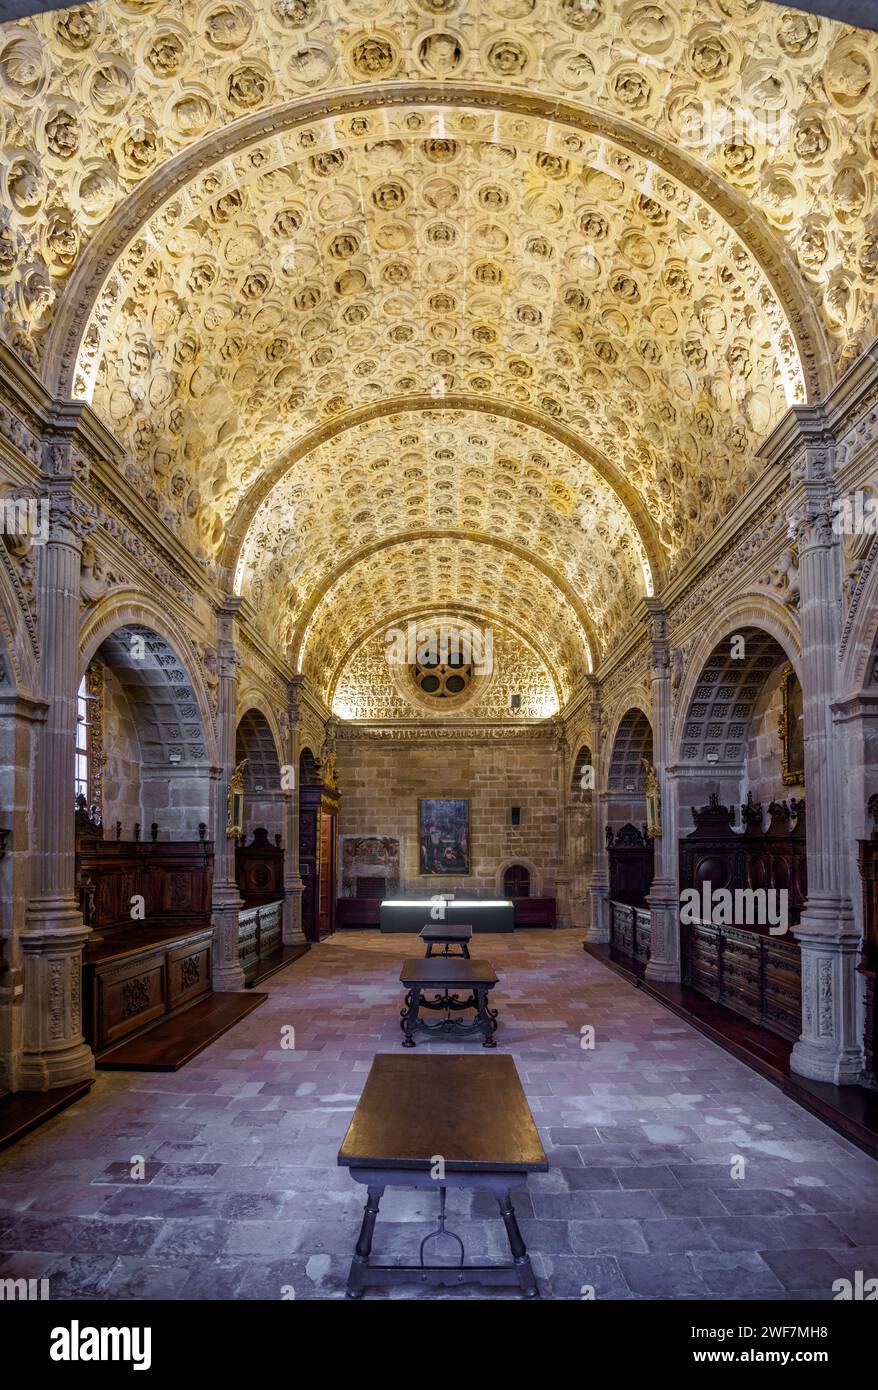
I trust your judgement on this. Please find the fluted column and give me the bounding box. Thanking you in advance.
[584,682,610,943]
[770,410,862,1083]
[282,674,306,946]
[553,717,571,927]
[211,600,245,990]
[643,599,681,983]
[566,800,592,929]
[21,461,94,1089]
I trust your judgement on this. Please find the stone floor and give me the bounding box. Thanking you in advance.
[2,929,878,1300]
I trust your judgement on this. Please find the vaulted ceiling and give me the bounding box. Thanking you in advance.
[1,0,876,701]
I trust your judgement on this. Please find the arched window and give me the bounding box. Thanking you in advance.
[75,675,90,802]
[503,864,531,898]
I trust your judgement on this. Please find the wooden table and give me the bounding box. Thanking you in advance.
[338,1054,548,1298]
[419,923,472,958]
[399,958,498,1046]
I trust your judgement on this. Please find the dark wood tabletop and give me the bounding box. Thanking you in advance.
[338,1054,548,1172]
[400,957,498,986]
[419,924,473,940]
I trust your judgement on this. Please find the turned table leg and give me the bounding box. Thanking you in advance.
[496,1188,539,1298]
[346,1184,385,1298]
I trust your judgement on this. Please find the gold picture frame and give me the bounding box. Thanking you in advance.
[642,758,662,838]
[778,663,805,787]
[227,758,248,838]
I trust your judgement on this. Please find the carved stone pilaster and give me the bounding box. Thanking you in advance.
[762,406,862,1082]
[641,599,680,983]
[211,600,245,990]
[21,458,93,1088]
[583,681,609,943]
[282,674,306,947]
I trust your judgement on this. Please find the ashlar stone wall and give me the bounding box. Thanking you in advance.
[335,733,562,898]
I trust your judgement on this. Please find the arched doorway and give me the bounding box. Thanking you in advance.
[503,863,531,898]
[235,708,283,843]
[233,708,286,981]
[674,626,805,1045]
[82,623,212,839]
[605,711,654,965]
[73,621,217,1058]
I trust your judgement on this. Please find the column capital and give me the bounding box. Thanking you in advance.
[288,672,305,723]
[639,597,670,674]
[758,402,837,482]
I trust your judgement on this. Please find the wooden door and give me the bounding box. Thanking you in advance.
[319,810,336,936]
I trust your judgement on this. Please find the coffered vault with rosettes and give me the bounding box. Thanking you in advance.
[1,0,877,701]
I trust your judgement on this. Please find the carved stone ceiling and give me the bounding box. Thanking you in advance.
[300,536,589,705]
[332,615,559,720]
[239,410,647,667]
[1,0,877,696]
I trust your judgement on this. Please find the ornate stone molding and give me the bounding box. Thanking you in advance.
[336,721,558,743]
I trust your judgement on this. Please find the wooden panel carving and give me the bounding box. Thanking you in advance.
[679,794,804,1042]
[235,826,284,907]
[607,823,654,905]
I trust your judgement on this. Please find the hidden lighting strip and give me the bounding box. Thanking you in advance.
[381,900,513,908]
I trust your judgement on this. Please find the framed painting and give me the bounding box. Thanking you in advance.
[419,798,470,875]
[227,758,247,839]
[778,663,805,786]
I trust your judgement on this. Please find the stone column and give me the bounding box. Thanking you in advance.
[584,683,610,943]
[566,799,592,929]
[0,691,46,1093]
[552,717,571,927]
[20,462,94,1089]
[643,599,681,983]
[210,599,245,991]
[768,409,862,1083]
[281,675,306,946]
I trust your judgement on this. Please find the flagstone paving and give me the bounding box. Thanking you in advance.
[2,930,877,1300]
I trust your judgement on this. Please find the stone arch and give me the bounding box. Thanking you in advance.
[79,592,218,768]
[227,396,665,600]
[299,746,320,787]
[672,620,804,829]
[45,86,829,409]
[839,537,878,696]
[235,690,286,771]
[571,742,595,800]
[235,705,283,842]
[236,707,281,791]
[672,602,802,768]
[0,547,36,695]
[608,708,654,796]
[495,856,541,899]
[294,531,597,689]
[79,598,217,838]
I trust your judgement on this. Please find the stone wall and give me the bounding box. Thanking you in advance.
[100,665,142,838]
[335,733,562,898]
[744,665,804,807]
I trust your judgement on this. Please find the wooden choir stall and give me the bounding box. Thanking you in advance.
[76,799,264,1069]
[858,794,878,1089]
[235,827,304,984]
[607,823,654,968]
[679,793,805,1043]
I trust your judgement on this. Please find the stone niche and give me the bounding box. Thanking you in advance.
[340,835,400,898]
